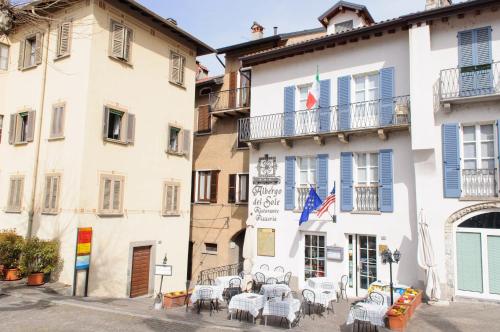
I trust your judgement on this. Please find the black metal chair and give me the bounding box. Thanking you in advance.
[339,275,349,301]
[274,266,284,273]
[197,288,216,316]
[260,264,269,271]
[252,272,265,293]
[279,271,292,286]
[224,277,242,303]
[238,271,245,279]
[266,277,278,285]
[350,305,378,332]
[368,291,384,306]
[301,288,318,319]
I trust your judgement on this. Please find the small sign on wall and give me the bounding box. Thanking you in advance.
[155,264,172,276]
[257,228,275,257]
[326,246,344,261]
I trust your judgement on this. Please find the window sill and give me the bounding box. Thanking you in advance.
[20,64,39,71]
[236,146,249,151]
[13,141,29,146]
[166,149,185,157]
[4,209,22,214]
[54,54,70,62]
[459,196,500,202]
[195,131,212,136]
[351,210,382,215]
[104,138,128,146]
[41,211,59,216]
[108,55,133,68]
[194,201,211,205]
[97,212,124,217]
[48,136,65,141]
[169,81,186,89]
[162,213,181,217]
[202,251,218,255]
[235,202,248,206]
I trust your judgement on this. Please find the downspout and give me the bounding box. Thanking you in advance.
[27,21,50,238]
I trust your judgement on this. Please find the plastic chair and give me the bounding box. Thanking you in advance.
[274,266,285,273]
[260,264,269,271]
[368,291,384,306]
[339,275,349,301]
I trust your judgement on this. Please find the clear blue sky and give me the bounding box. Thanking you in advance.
[137,0,426,75]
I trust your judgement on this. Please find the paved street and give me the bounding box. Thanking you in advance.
[1,281,499,331]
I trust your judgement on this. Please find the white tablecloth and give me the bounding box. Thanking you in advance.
[190,285,224,303]
[303,287,336,307]
[346,302,386,327]
[306,277,336,290]
[228,293,265,318]
[260,284,291,299]
[252,269,285,282]
[215,276,242,289]
[263,298,301,325]
[369,291,401,308]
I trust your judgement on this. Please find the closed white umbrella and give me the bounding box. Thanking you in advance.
[417,210,441,301]
[242,221,256,274]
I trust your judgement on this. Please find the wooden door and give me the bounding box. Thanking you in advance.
[130,246,151,298]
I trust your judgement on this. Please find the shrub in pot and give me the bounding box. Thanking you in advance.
[20,237,60,286]
[0,230,24,281]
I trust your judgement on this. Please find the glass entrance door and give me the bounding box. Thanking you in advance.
[358,235,377,293]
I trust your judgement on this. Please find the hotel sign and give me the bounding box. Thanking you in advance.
[252,155,281,222]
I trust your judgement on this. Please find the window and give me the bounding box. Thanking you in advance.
[103,107,135,144]
[298,157,316,187]
[305,234,326,279]
[356,153,379,185]
[334,20,353,33]
[355,153,379,212]
[162,182,180,216]
[50,104,65,139]
[228,174,249,204]
[170,51,186,86]
[204,243,218,255]
[0,43,9,70]
[8,111,35,145]
[6,176,24,213]
[167,125,190,155]
[56,21,72,58]
[462,124,495,170]
[355,73,379,103]
[298,85,311,110]
[42,174,61,214]
[110,21,133,62]
[18,33,42,69]
[0,114,3,143]
[98,174,124,215]
[237,119,248,148]
[197,170,218,203]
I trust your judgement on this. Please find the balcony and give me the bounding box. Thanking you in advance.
[209,87,250,116]
[461,169,497,199]
[238,95,410,147]
[297,186,312,211]
[355,185,379,212]
[440,61,500,104]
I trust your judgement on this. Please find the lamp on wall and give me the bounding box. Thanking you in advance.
[382,248,401,305]
[163,253,168,265]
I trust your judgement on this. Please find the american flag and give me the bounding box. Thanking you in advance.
[317,183,336,218]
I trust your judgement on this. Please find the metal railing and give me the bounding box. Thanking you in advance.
[355,185,379,212]
[197,262,243,285]
[238,95,410,142]
[440,61,500,101]
[462,168,497,198]
[297,186,313,211]
[209,87,250,112]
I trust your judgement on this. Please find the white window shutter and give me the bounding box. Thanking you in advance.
[102,178,111,211]
[182,129,191,156]
[51,176,59,210]
[18,40,25,70]
[171,53,180,83]
[102,107,110,139]
[111,22,125,59]
[44,176,51,210]
[112,179,121,211]
[26,110,36,142]
[8,114,16,144]
[35,32,43,65]
[126,113,135,144]
[179,56,185,85]
[123,28,132,61]
[58,22,72,57]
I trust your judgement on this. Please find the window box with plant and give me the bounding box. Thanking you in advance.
[19,237,60,286]
[0,230,24,281]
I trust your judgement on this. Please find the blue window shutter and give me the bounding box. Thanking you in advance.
[475,27,493,94]
[284,86,295,136]
[340,152,353,212]
[379,67,395,126]
[285,156,296,210]
[337,76,351,131]
[458,30,474,67]
[379,149,394,212]
[319,79,331,133]
[316,154,328,201]
[442,124,461,198]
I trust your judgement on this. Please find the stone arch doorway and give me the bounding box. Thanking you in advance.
[230,229,246,266]
[445,203,500,300]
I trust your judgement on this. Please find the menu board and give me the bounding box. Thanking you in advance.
[257,228,275,257]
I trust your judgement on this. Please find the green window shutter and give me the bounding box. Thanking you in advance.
[456,232,483,293]
[488,235,500,295]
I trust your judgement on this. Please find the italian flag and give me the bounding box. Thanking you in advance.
[306,69,320,110]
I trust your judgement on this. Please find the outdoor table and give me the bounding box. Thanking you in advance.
[252,269,285,283]
[377,291,401,308]
[346,302,386,327]
[215,276,242,289]
[303,287,337,309]
[263,297,301,329]
[306,277,335,290]
[190,285,224,304]
[228,293,265,323]
[260,284,291,299]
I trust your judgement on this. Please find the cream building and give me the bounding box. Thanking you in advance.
[0,0,213,298]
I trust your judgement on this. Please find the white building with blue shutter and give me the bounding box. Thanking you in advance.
[239,0,500,301]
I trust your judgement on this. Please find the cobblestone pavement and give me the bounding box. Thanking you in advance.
[1,281,499,332]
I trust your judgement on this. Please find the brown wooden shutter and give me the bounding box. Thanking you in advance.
[26,111,35,142]
[197,105,210,133]
[111,22,125,58]
[18,39,25,69]
[8,114,16,144]
[209,170,219,203]
[126,113,135,144]
[229,71,237,108]
[102,107,110,139]
[228,174,236,203]
[182,129,191,156]
[191,171,195,203]
[57,22,72,57]
[35,32,43,65]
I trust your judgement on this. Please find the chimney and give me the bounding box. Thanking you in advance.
[425,0,452,10]
[251,21,264,40]
[273,27,278,36]
[166,18,177,25]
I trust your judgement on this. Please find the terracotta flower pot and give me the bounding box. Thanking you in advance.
[387,305,409,332]
[4,268,20,281]
[163,291,192,309]
[27,272,45,286]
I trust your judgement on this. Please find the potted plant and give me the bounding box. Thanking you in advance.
[20,237,60,286]
[0,230,24,281]
[386,304,409,332]
[163,290,192,309]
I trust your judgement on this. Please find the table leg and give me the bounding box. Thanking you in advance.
[265,316,267,326]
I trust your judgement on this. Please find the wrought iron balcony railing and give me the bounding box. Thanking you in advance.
[238,95,410,142]
[197,262,243,285]
[355,184,379,212]
[297,186,313,211]
[209,87,250,112]
[462,168,497,198]
[440,61,500,101]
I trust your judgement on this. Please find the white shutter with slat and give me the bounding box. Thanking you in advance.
[170,52,180,83]
[35,32,43,65]
[182,129,191,156]
[126,113,135,144]
[102,179,111,210]
[26,110,35,142]
[123,28,132,62]
[8,114,16,144]
[111,22,125,59]
[112,179,121,211]
[44,176,51,210]
[7,179,15,209]
[179,56,185,85]
[51,176,59,211]
[172,185,178,213]
[103,107,110,139]
[18,39,25,69]
[57,22,72,57]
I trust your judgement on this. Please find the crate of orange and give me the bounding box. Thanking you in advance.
[396,294,416,317]
[387,305,409,332]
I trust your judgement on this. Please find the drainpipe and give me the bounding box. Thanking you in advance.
[26,21,50,238]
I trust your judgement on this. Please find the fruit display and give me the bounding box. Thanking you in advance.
[387,305,408,316]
